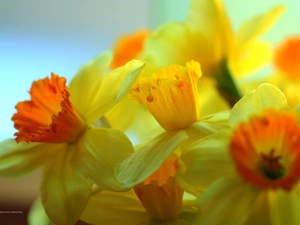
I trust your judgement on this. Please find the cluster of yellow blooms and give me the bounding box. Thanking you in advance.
[2,0,300,224]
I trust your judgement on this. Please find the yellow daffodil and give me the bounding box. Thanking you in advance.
[177,83,300,225]
[81,151,198,225]
[102,61,229,224]
[142,0,284,77]
[129,60,229,143]
[269,36,300,108]
[67,60,228,224]
[140,0,285,106]
[0,51,144,225]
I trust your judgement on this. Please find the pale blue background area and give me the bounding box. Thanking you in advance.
[0,0,150,140]
[0,0,299,141]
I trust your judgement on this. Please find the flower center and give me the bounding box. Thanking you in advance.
[260,149,285,180]
[12,73,86,143]
[229,109,300,190]
[133,155,183,222]
[111,30,150,69]
[130,60,201,131]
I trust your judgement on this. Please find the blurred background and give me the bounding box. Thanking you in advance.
[0,0,299,224]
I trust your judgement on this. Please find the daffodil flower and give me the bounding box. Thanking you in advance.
[0,51,144,225]
[103,61,228,223]
[178,83,300,225]
[142,0,284,78]
[140,0,285,106]
[129,60,229,135]
[269,36,300,108]
[80,151,198,225]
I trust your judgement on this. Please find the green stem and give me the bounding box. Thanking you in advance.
[213,60,243,107]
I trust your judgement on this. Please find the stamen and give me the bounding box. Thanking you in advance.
[260,149,285,180]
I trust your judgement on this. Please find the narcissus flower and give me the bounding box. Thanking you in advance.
[109,61,228,220]
[0,51,144,225]
[178,83,300,225]
[130,61,201,131]
[84,61,228,224]
[140,0,285,106]
[269,36,300,108]
[142,0,284,77]
[81,146,198,225]
[129,60,229,134]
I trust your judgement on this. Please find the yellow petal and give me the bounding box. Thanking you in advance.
[194,176,260,225]
[106,101,163,145]
[116,130,188,189]
[197,77,230,115]
[84,59,145,125]
[177,129,234,196]
[184,111,229,148]
[269,189,300,225]
[141,23,194,72]
[244,192,271,225]
[81,189,148,225]
[232,41,273,77]
[0,139,64,177]
[229,83,288,127]
[28,197,51,225]
[104,97,140,131]
[187,0,233,60]
[105,94,164,145]
[40,148,92,225]
[236,5,285,52]
[68,51,113,119]
[70,128,134,191]
[141,22,217,76]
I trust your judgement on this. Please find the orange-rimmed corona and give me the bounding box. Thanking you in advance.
[130,60,201,131]
[12,73,86,143]
[133,154,184,222]
[229,109,300,190]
